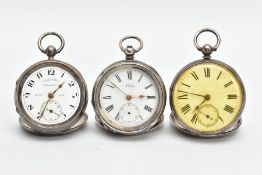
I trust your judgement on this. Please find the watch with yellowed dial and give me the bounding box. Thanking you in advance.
[92,36,166,135]
[170,28,245,138]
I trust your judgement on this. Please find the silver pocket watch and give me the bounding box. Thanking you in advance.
[92,36,166,135]
[15,32,88,135]
[169,28,246,138]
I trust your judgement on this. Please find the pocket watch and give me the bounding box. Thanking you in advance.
[170,28,246,138]
[15,32,88,135]
[92,36,166,135]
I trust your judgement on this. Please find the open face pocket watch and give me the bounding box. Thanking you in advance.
[15,32,88,135]
[170,28,246,138]
[92,36,166,135]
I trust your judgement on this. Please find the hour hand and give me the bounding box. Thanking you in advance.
[192,94,212,114]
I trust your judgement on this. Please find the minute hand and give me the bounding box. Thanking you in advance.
[108,80,127,96]
[178,90,206,98]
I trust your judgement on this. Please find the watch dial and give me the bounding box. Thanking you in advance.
[172,62,244,132]
[21,66,81,125]
[99,67,160,128]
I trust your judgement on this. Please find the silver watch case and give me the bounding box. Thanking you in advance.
[15,59,88,135]
[92,59,166,135]
[170,58,246,138]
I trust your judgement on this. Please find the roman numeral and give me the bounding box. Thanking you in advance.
[36,72,43,79]
[27,105,33,110]
[127,70,132,80]
[147,96,156,99]
[115,113,120,121]
[115,74,121,82]
[68,81,75,87]
[70,105,75,109]
[224,81,233,88]
[138,74,143,82]
[48,69,55,75]
[145,84,153,89]
[27,80,34,87]
[61,72,65,78]
[181,83,191,88]
[23,93,30,98]
[177,94,188,100]
[103,96,112,99]
[228,94,237,99]
[191,113,198,124]
[204,67,210,77]
[191,72,199,80]
[106,104,114,112]
[144,105,152,112]
[181,104,191,114]
[72,93,78,98]
[224,105,234,113]
[217,71,222,80]
[106,84,114,88]
[37,114,41,120]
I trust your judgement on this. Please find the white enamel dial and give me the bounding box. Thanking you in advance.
[21,66,81,125]
[99,67,160,127]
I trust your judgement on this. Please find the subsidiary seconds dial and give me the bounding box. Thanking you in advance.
[21,66,81,125]
[99,67,159,127]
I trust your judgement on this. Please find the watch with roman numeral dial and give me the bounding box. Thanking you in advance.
[15,32,88,135]
[170,28,246,138]
[92,36,166,135]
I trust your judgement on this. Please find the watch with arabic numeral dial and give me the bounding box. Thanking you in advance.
[15,32,88,135]
[92,36,166,135]
[170,28,246,138]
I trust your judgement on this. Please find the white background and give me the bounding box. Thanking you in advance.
[0,0,261,174]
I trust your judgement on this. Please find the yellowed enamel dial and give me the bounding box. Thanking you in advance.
[171,61,244,133]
